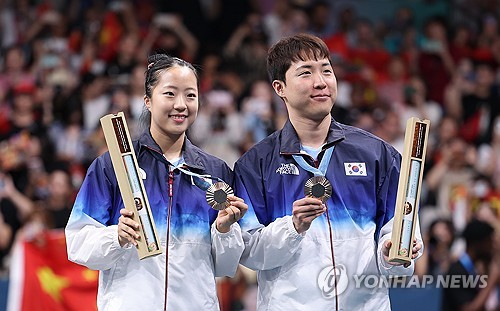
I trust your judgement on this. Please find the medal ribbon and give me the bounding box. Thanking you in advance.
[147,148,223,191]
[173,164,223,191]
[292,146,334,176]
[294,145,338,310]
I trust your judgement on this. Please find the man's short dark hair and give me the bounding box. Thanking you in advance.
[267,33,332,84]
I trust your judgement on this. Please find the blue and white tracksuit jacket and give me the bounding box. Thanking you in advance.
[65,131,243,310]
[234,118,423,311]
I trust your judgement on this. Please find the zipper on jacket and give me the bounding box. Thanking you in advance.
[312,151,339,311]
[164,169,174,311]
[324,202,338,310]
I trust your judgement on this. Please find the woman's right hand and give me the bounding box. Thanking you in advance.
[118,208,140,247]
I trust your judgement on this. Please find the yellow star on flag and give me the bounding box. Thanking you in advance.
[37,266,70,302]
[82,269,99,282]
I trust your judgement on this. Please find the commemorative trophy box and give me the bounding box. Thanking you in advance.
[389,117,430,265]
[100,112,162,259]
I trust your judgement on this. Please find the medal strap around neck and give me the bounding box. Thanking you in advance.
[163,155,224,191]
[292,146,335,176]
[174,165,224,191]
[147,149,223,191]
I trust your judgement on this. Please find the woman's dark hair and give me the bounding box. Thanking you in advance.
[144,54,199,98]
[140,54,199,128]
[267,33,332,84]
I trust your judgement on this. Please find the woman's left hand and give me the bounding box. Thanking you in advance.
[215,196,248,233]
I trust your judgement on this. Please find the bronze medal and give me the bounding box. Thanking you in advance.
[206,182,234,210]
[304,176,332,203]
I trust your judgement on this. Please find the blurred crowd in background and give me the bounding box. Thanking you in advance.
[0,0,499,310]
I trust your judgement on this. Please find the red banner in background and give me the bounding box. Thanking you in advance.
[8,230,98,311]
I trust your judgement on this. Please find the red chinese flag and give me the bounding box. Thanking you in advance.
[8,230,98,311]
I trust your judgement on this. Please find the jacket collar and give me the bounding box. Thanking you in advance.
[138,131,205,170]
[279,116,345,154]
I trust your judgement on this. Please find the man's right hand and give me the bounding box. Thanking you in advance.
[118,208,140,247]
[292,197,326,234]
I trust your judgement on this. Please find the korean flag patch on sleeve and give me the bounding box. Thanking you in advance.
[344,162,367,176]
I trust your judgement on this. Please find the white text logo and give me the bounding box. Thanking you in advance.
[276,163,300,175]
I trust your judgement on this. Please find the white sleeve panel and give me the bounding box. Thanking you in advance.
[211,222,244,277]
[65,211,132,271]
[240,215,305,271]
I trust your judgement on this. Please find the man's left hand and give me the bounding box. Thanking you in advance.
[382,239,422,267]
